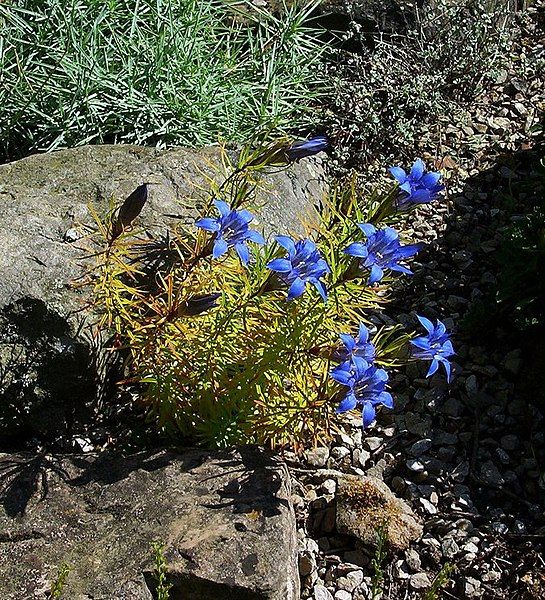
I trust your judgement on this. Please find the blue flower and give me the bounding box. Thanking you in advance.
[195,200,265,265]
[410,315,455,382]
[286,135,329,161]
[266,236,330,301]
[389,159,444,209]
[334,323,376,363]
[330,358,393,428]
[344,223,422,284]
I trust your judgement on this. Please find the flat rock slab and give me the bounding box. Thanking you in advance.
[0,448,299,600]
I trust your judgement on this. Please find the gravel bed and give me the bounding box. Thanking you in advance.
[291,5,545,600]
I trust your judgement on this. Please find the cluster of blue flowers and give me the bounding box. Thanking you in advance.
[329,324,393,428]
[194,146,455,428]
[330,318,454,428]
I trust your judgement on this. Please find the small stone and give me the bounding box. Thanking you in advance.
[393,559,410,580]
[460,576,482,598]
[299,552,317,577]
[338,570,364,592]
[306,447,329,468]
[419,498,437,515]
[409,439,432,457]
[441,538,460,558]
[480,461,505,486]
[63,227,81,242]
[407,459,425,473]
[321,479,337,495]
[336,475,423,551]
[482,570,501,582]
[410,572,431,590]
[353,448,371,469]
[441,397,463,417]
[335,431,355,448]
[463,542,479,554]
[364,436,382,451]
[503,349,522,375]
[500,434,519,451]
[405,548,421,572]
[331,446,351,461]
[314,584,334,600]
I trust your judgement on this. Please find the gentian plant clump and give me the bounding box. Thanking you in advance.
[91,138,454,447]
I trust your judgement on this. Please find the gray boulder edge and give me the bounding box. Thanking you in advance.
[0,448,299,600]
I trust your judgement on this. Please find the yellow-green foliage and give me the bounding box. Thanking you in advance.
[89,141,410,449]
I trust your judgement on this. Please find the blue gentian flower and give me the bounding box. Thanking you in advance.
[330,358,393,428]
[410,315,455,382]
[266,236,330,301]
[195,200,265,265]
[335,323,376,363]
[286,135,329,161]
[344,223,422,284]
[389,159,444,209]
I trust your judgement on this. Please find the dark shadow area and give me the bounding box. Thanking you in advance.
[143,570,268,600]
[0,452,68,517]
[200,446,287,518]
[380,137,545,595]
[0,298,97,451]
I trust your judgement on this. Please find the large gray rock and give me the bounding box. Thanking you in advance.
[0,145,326,446]
[0,448,299,600]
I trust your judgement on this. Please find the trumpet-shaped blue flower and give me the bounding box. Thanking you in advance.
[286,135,329,161]
[410,315,455,382]
[266,236,330,301]
[389,159,444,209]
[344,223,422,284]
[330,358,393,428]
[334,323,376,364]
[195,200,265,265]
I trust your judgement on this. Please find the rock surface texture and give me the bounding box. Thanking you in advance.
[0,448,299,600]
[0,145,325,447]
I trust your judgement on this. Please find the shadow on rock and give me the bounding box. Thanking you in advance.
[0,298,98,451]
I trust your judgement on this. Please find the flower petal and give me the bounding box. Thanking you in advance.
[417,315,435,334]
[336,392,358,414]
[312,279,328,302]
[275,235,297,258]
[195,217,219,232]
[358,223,377,237]
[358,323,369,344]
[369,264,384,284]
[344,242,368,258]
[213,199,231,217]
[246,230,265,245]
[339,334,356,352]
[410,158,425,180]
[362,402,376,428]
[212,238,229,259]
[287,277,306,300]
[378,391,394,409]
[235,242,250,265]
[426,358,440,378]
[420,171,441,188]
[441,359,452,382]
[266,258,292,273]
[389,166,407,182]
[397,243,423,258]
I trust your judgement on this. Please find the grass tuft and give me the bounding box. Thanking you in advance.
[0,0,329,161]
